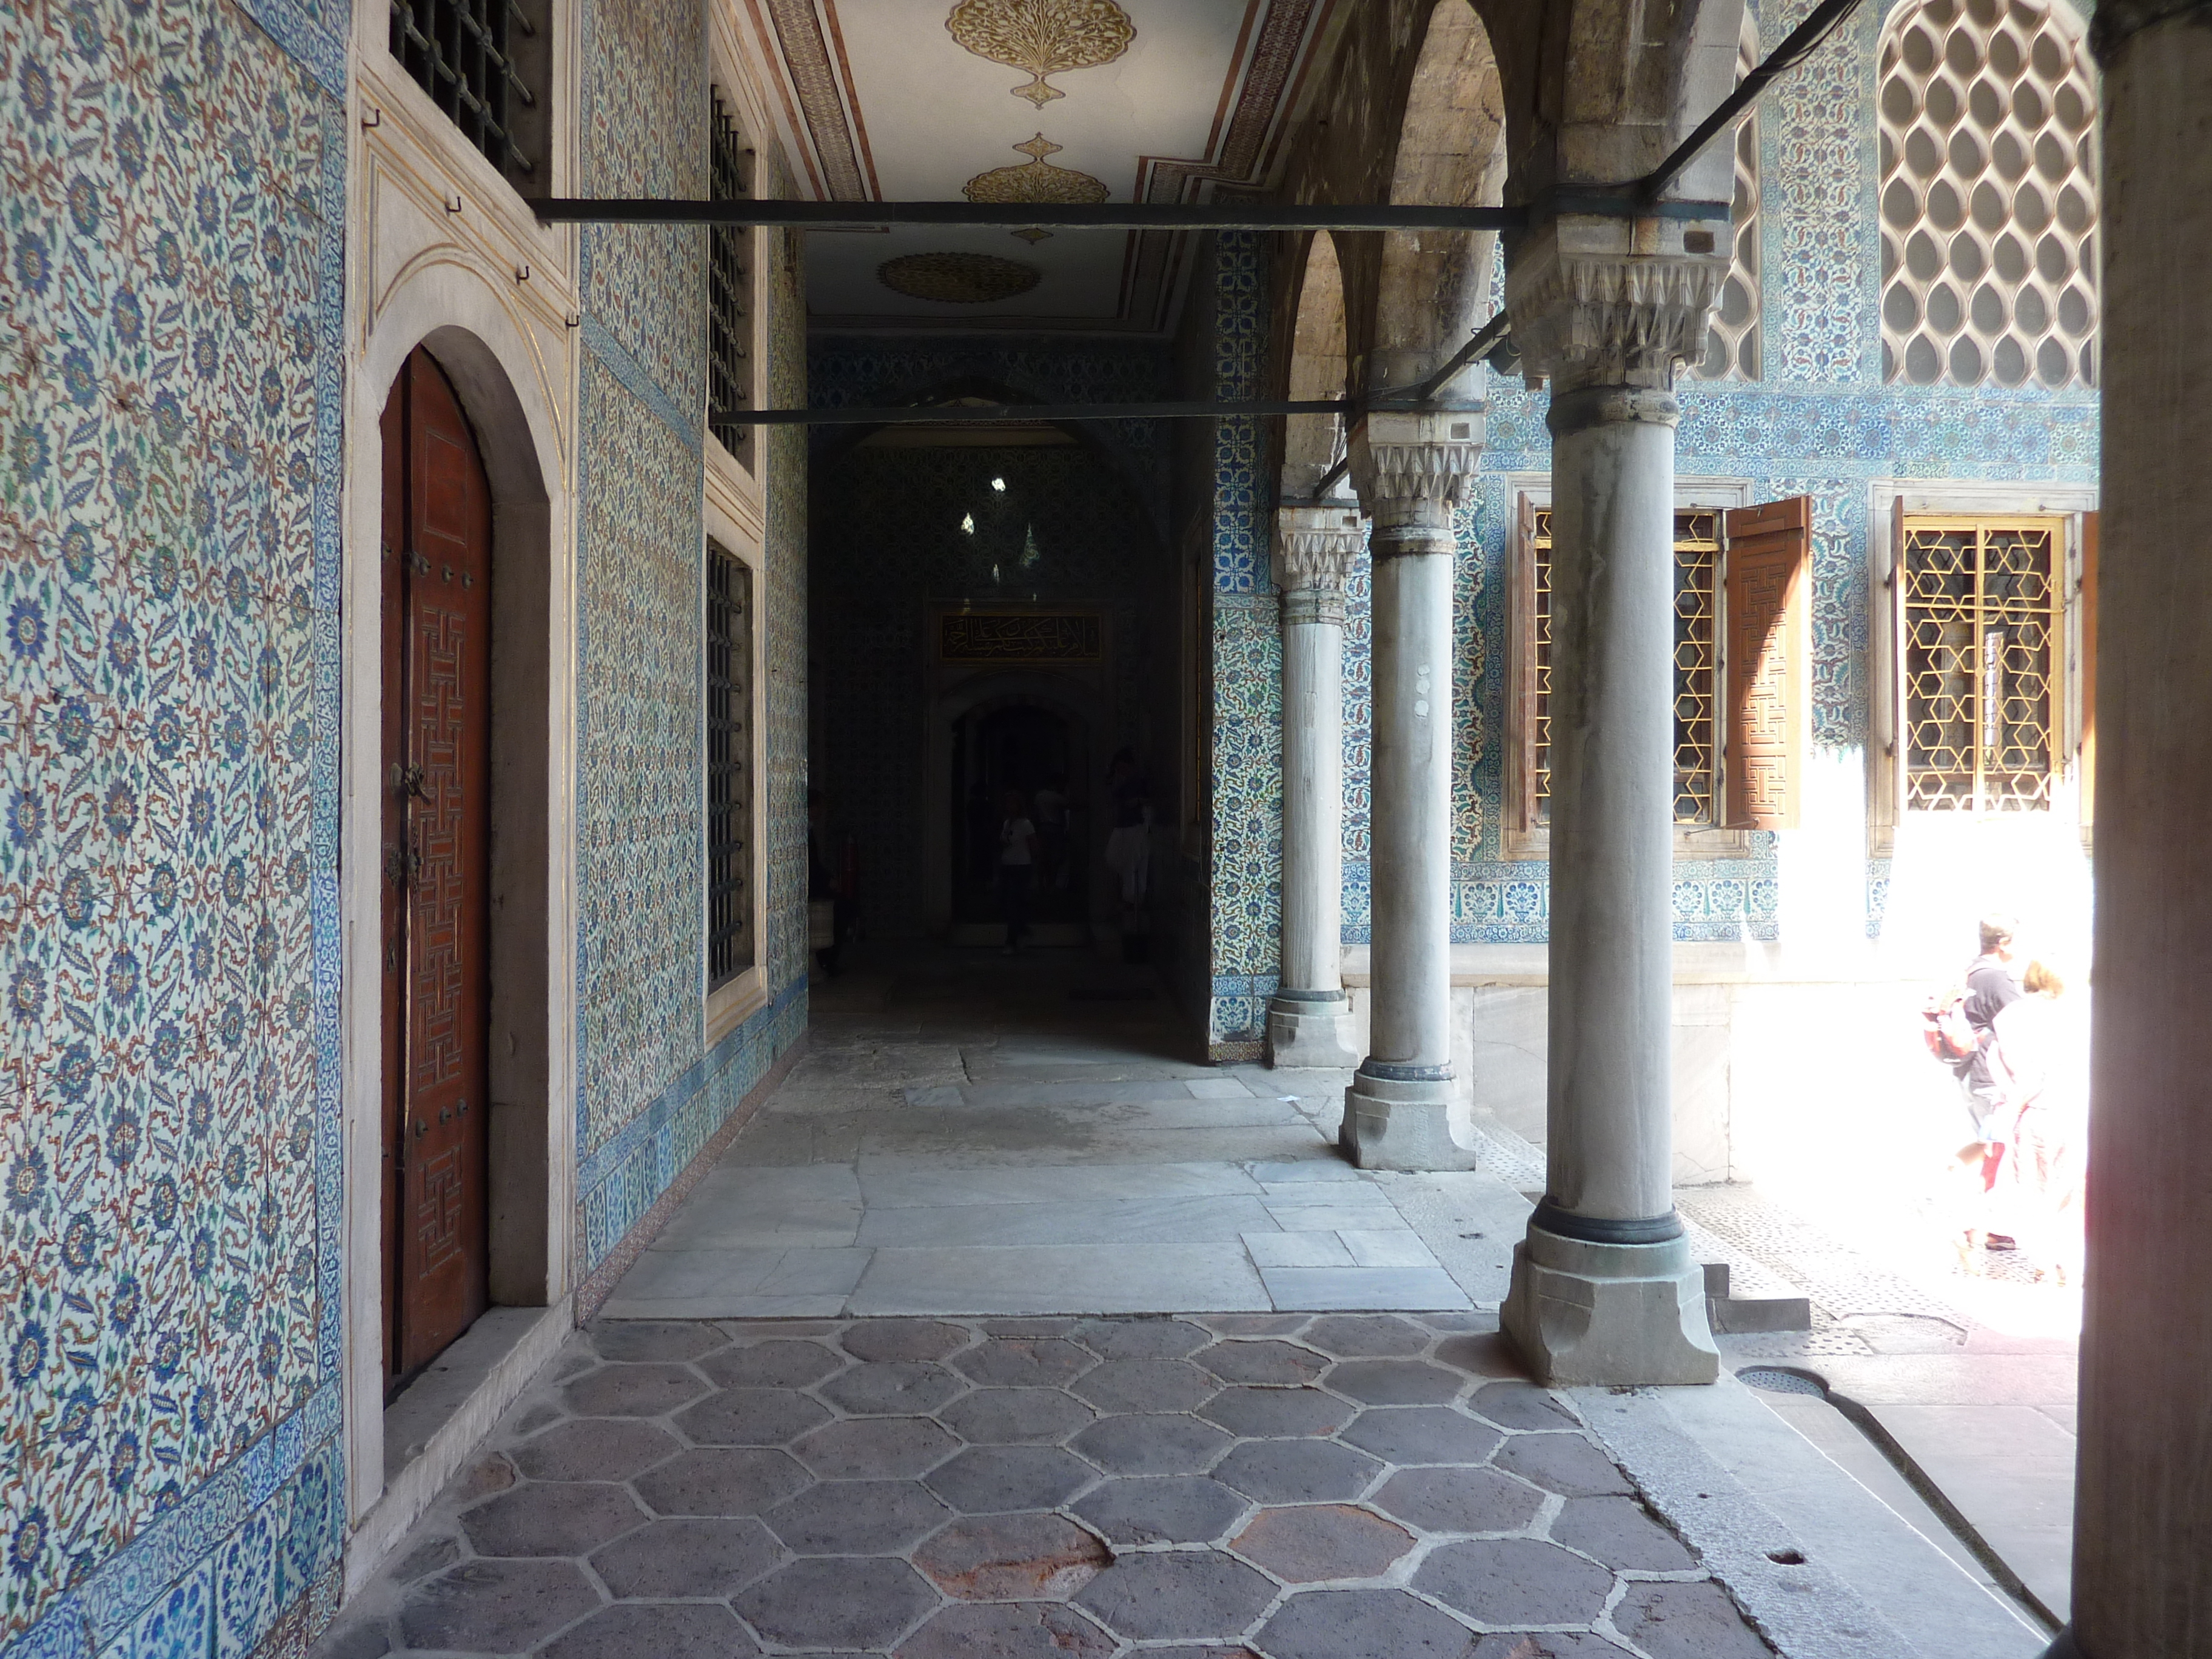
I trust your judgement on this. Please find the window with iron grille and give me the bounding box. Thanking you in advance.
[707,543,755,987]
[389,1,549,187]
[1899,517,2062,811]
[709,93,756,463]
[1524,509,1723,827]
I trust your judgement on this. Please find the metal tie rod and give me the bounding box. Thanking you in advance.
[523,196,1726,230]
[746,399,1356,426]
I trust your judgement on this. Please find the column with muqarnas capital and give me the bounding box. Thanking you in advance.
[2035,6,2212,1655]
[1339,412,1483,1170]
[1267,505,1364,1069]
[1500,218,1725,1384]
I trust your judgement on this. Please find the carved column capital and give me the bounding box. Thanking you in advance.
[1347,410,1484,560]
[1273,504,1364,595]
[1504,215,1729,394]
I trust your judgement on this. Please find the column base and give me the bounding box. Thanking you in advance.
[1339,1065,1478,1171]
[1266,994,1360,1068]
[1501,1221,1720,1386]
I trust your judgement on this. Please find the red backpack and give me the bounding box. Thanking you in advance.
[1921,990,1979,1064]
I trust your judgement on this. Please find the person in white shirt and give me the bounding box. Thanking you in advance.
[997,789,1037,955]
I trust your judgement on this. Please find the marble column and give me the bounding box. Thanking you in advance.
[1339,412,1482,1170]
[1267,506,1364,1068]
[2039,13,2212,1656]
[1500,217,1726,1384]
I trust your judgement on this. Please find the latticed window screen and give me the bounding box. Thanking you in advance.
[1877,0,2099,387]
[707,544,754,987]
[1529,511,1721,826]
[709,93,755,458]
[1901,519,2061,812]
[1690,39,1761,381]
[389,0,538,178]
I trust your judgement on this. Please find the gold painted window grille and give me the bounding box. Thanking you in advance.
[1900,518,2060,812]
[1530,510,1721,826]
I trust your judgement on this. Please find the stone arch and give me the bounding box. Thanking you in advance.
[1283,232,1350,499]
[343,264,576,1519]
[1370,1,1509,393]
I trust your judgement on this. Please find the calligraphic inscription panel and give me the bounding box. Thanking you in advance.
[940,611,1104,663]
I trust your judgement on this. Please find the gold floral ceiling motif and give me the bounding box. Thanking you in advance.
[963,133,1110,206]
[878,251,1044,303]
[945,0,1136,107]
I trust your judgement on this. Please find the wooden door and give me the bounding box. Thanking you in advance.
[380,348,493,1395]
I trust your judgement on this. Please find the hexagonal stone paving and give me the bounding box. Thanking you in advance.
[632,1447,810,1516]
[1071,1358,1215,1413]
[735,1557,939,1650]
[674,1386,831,1446]
[1413,1537,1617,1625]
[939,1388,1094,1445]
[697,1338,842,1389]
[1302,1315,1429,1357]
[925,1446,1095,1512]
[318,1315,1784,1659]
[1230,1504,1415,1582]
[1200,1386,1353,1439]
[509,1419,679,1483]
[765,1477,951,1552]
[793,1415,961,1477]
[560,1361,711,1418]
[1338,1406,1503,1466]
[956,1337,1096,1387]
[1073,1551,1278,1642]
[1372,1466,1544,1533]
[460,1483,645,1557]
[843,1318,969,1362]
[1074,1476,1250,1545]
[586,1321,726,1364]
[1193,1339,1329,1386]
[1072,1413,1233,1476]
[913,1512,1111,1598]
[396,1560,600,1652]
[1256,1587,1489,1659]
[896,1601,1117,1659]
[820,1359,968,1415]
[540,1600,759,1659]
[1212,1439,1382,1504]
[588,1517,782,1599]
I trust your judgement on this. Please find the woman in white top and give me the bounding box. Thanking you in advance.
[1993,960,2089,1285]
[997,789,1037,955]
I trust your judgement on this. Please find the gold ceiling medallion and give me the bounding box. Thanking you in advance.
[964,134,1110,206]
[945,0,1135,107]
[878,251,1042,303]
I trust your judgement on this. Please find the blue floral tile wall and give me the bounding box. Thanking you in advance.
[571,4,809,1279]
[0,1,348,1652]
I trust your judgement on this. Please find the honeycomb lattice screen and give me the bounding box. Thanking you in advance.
[1879,0,2099,387]
[1691,41,1760,381]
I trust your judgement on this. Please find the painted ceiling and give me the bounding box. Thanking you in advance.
[745,0,1339,332]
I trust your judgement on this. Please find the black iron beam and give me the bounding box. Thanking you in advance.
[525,197,1732,230]
[749,398,1356,426]
[528,199,1527,230]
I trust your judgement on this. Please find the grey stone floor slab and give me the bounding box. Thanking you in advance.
[1258,1266,1475,1312]
[857,1161,1267,1210]
[856,1194,1281,1248]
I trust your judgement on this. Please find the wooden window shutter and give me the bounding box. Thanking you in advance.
[2079,509,2097,833]
[1510,494,1540,831]
[1722,495,1812,829]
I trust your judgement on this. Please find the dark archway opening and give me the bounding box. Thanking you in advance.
[953,702,1090,927]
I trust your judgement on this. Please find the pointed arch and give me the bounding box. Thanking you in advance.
[1284,232,1350,498]
[1373,1,1509,394]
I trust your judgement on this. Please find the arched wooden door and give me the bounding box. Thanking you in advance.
[378,348,492,1395]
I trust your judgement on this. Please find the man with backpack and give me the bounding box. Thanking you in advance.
[1956,914,2025,1147]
